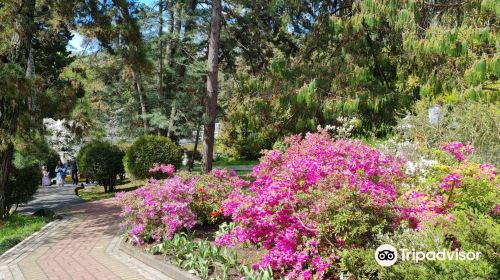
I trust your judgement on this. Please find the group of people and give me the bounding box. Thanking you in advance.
[41,159,79,187]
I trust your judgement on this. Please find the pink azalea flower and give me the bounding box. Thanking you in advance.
[440,173,462,190]
[440,142,473,162]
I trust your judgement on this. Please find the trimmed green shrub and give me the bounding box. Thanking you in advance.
[77,141,124,192]
[124,135,183,179]
[77,145,89,179]
[4,164,40,215]
[77,143,92,180]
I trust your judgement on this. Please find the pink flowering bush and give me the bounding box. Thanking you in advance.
[435,144,499,214]
[395,191,451,230]
[116,175,197,245]
[116,166,246,245]
[440,172,461,190]
[217,131,407,279]
[393,141,498,230]
[374,142,499,280]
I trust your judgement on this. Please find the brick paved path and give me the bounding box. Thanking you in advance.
[0,199,173,280]
[18,184,85,215]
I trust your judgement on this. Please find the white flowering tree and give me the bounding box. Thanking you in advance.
[43,118,84,161]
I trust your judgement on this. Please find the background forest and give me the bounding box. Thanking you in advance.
[66,0,499,161]
[1,0,499,214]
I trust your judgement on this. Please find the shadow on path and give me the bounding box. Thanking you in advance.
[17,184,87,215]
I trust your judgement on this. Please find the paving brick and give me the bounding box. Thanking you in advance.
[1,186,173,280]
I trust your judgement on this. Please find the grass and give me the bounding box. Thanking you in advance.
[78,179,146,201]
[210,158,259,167]
[0,214,51,255]
[191,158,258,169]
[190,159,257,177]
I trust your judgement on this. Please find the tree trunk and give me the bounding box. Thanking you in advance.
[201,0,222,173]
[189,117,202,172]
[178,0,197,80]
[166,1,183,139]
[167,0,197,139]
[132,69,148,132]
[165,0,174,75]
[0,145,14,219]
[164,0,175,138]
[157,0,164,135]
[167,102,177,138]
[169,0,198,141]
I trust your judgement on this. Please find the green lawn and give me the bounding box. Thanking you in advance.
[189,168,253,177]
[211,158,259,167]
[189,158,258,176]
[0,214,51,255]
[78,179,146,201]
[190,158,258,168]
[181,141,258,176]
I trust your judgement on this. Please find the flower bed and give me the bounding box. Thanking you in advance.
[116,132,499,280]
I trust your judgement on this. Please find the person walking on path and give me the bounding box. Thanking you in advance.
[71,159,79,185]
[41,166,51,187]
[55,160,66,187]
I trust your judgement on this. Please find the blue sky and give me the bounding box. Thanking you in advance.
[68,31,85,52]
[68,0,155,52]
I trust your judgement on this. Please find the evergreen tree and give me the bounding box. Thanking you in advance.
[219,0,499,158]
[0,0,75,218]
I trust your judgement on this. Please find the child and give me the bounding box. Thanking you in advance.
[55,161,65,187]
[42,166,51,187]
